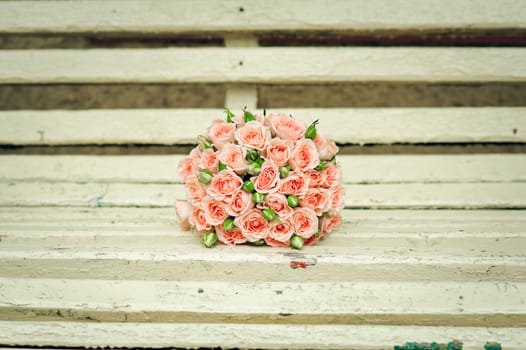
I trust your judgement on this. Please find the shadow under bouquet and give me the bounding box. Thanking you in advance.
[176,109,344,249]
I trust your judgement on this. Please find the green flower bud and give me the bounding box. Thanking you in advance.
[247,162,262,176]
[246,149,259,162]
[252,192,266,204]
[290,235,304,250]
[223,217,235,231]
[262,208,276,221]
[305,119,319,140]
[218,162,227,171]
[197,169,213,184]
[315,162,326,171]
[201,231,218,248]
[253,239,266,246]
[197,135,213,150]
[287,194,299,208]
[279,165,290,178]
[243,180,255,192]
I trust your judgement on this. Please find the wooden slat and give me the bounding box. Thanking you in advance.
[1,182,525,209]
[1,209,525,283]
[1,278,525,326]
[1,322,525,349]
[1,108,524,145]
[1,0,525,33]
[1,154,525,184]
[1,48,525,83]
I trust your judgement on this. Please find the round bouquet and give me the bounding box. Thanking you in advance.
[175,108,344,249]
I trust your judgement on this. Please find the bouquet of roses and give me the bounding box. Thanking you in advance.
[175,108,344,249]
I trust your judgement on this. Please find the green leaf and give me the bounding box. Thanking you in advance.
[243,106,256,122]
[218,162,227,171]
[224,108,235,123]
[315,162,326,171]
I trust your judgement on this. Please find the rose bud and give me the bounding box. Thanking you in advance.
[279,165,290,178]
[247,162,262,176]
[197,135,213,150]
[287,194,299,208]
[201,231,218,248]
[262,208,277,221]
[253,239,266,246]
[290,235,304,250]
[305,119,319,140]
[252,192,266,204]
[223,217,235,231]
[243,180,255,192]
[197,169,213,184]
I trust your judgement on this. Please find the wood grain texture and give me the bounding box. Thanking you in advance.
[1,108,524,145]
[1,182,526,209]
[0,278,525,326]
[1,0,525,33]
[1,48,525,83]
[1,322,525,349]
[1,154,525,184]
[1,208,525,283]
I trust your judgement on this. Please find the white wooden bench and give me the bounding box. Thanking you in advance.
[1,1,526,349]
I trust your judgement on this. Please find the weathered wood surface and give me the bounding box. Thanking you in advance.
[1,0,525,33]
[2,154,526,184]
[1,108,524,145]
[1,322,525,349]
[1,48,525,83]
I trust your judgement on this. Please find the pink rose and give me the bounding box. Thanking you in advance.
[319,214,342,237]
[263,193,293,219]
[265,235,291,247]
[234,208,269,242]
[291,207,318,238]
[217,143,247,174]
[252,161,280,193]
[313,135,339,161]
[185,175,207,205]
[215,224,247,245]
[268,220,294,242]
[189,206,212,232]
[306,170,327,188]
[300,188,331,216]
[175,199,192,231]
[207,170,243,201]
[270,114,306,141]
[330,185,345,212]
[265,112,287,129]
[177,156,198,183]
[279,171,310,196]
[304,235,318,246]
[323,164,342,188]
[207,120,236,150]
[189,146,201,159]
[199,149,219,174]
[202,198,229,225]
[289,139,319,172]
[235,121,271,151]
[266,138,292,166]
[226,190,253,217]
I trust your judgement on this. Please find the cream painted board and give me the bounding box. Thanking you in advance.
[1,278,525,326]
[1,322,525,349]
[1,48,525,83]
[2,154,525,184]
[1,207,525,234]
[1,0,525,33]
[0,182,525,208]
[1,108,524,145]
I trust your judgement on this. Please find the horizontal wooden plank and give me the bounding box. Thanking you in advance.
[2,154,526,184]
[1,322,525,350]
[1,0,525,33]
[0,278,525,327]
[1,48,525,83]
[0,182,525,209]
[1,108,524,145]
[1,211,525,282]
